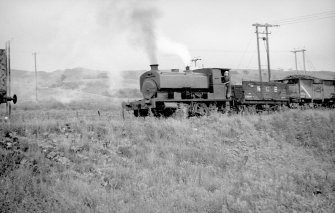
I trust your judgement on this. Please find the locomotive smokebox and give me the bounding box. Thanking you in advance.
[150,64,159,71]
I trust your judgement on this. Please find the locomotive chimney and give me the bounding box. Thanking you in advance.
[150,64,159,71]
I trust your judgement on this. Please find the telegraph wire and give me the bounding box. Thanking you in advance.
[272,10,335,22]
[273,10,335,23]
[278,15,335,25]
[272,10,335,25]
[236,34,254,69]
[262,38,267,53]
[245,53,256,69]
[306,54,317,71]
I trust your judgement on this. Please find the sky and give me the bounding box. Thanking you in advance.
[0,0,334,72]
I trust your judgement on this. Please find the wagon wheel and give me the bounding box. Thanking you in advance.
[192,103,209,116]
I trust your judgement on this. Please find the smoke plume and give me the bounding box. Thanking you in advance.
[99,0,160,64]
[97,0,192,66]
[130,8,159,64]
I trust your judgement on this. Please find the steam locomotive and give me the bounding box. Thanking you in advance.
[122,64,335,117]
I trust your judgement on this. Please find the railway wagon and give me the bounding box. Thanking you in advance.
[0,49,17,104]
[232,81,289,112]
[275,75,335,107]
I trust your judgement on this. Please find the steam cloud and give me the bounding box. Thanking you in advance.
[158,36,191,66]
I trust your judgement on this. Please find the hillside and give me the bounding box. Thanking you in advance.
[10,68,144,104]
[1,108,334,212]
[9,67,335,104]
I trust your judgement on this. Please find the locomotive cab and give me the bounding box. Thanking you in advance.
[193,68,231,100]
[210,68,231,99]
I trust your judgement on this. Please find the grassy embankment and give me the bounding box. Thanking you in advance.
[0,104,334,212]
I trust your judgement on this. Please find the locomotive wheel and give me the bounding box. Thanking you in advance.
[134,110,139,117]
[134,109,149,117]
[191,103,209,116]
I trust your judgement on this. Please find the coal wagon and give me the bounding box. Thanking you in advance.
[232,81,289,112]
[275,75,335,107]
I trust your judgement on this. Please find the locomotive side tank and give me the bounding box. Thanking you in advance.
[140,64,209,99]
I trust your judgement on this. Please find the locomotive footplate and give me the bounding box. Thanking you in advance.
[122,99,156,111]
[122,98,231,111]
[239,100,289,105]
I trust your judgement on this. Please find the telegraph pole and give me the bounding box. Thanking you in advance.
[291,50,298,71]
[265,25,271,81]
[33,52,38,102]
[7,41,11,118]
[254,24,262,83]
[191,57,201,67]
[291,49,306,73]
[252,23,279,82]
[5,42,9,116]
[302,49,306,72]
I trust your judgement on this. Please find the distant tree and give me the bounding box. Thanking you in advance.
[243,70,249,75]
